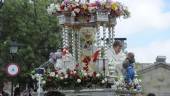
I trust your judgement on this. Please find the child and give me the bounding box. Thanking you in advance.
[123,52,135,85]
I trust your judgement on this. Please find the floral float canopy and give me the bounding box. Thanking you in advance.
[47,0,130,19]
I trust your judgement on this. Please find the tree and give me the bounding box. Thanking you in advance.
[0,0,61,82]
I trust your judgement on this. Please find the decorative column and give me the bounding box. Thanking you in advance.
[77,29,81,63]
[102,24,107,56]
[108,25,112,48]
[110,17,116,45]
[102,24,107,76]
[72,29,76,62]
[111,25,115,44]
[62,26,69,48]
[65,26,69,48]
[74,29,81,63]
[96,24,101,56]
[62,27,65,48]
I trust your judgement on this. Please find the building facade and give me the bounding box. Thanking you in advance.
[138,56,170,96]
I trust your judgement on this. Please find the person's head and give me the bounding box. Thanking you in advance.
[147,93,156,96]
[113,40,123,54]
[14,87,20,96]
[127,52,135,63]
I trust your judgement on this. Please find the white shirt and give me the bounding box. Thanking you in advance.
[105,47,126,77]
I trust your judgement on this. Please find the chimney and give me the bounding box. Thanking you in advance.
[155,56,166,64]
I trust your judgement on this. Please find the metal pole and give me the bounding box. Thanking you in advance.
[103,58,105,77]
[11,79,13,96]
[37,75,41,96]
[11,54,14,96]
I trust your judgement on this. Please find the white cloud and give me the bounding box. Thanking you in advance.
[90,0,170,63]
[128,40,170,63]
[112,0,170,63]
[115,0,170,37]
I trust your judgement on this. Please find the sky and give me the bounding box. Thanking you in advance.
[112,0,170,63]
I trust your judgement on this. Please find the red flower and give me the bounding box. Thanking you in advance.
[76,64,80,68]
[74,74,80,79]
[55,71,58,74]
[47,76,52,81]
[82,76,87,80]
[92,72,97,77]
[60,5,65,11]
[62,48,69,56]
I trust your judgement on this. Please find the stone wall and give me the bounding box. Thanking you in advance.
[141,66,170,96]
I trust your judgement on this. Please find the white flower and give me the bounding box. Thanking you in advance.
[55,74,59,78]
[104,78,108,82]
[71,11,76,16]
[73,71,77,74]
[119,76,124,81]
[138,79,142,83]
[101,80,105,84]
[84,72,88,76]
[65,74,68,79]
[96,73,100,77]
[60,77,64,80]
[134,78,139,84]
[77,79,81,83]
[50,72,55,77]
[88,72,93,77]
[47,3,60,15]
[115,81,119,86]
[118,87,122,90]
[42,80,46,84]
[56,4,60,11]
[64,6,68,11]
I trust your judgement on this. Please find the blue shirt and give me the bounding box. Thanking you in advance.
[125,64,135,84]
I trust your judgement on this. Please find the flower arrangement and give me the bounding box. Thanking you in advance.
[112,76,142,92]
[47,0,130,19]
[32,64,107,90]
[31,48,142,91]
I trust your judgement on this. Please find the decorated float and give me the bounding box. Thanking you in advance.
[32,0,142,96]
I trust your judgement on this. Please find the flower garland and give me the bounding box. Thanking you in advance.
[47,1,130,19]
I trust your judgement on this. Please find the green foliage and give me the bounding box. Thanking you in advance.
[0,0,61,81]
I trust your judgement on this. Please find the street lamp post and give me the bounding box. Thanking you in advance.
[10,40,18,96]
[0,0,4,39]
[0,0,4,8]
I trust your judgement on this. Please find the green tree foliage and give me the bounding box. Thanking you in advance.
[0,0,61,80]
